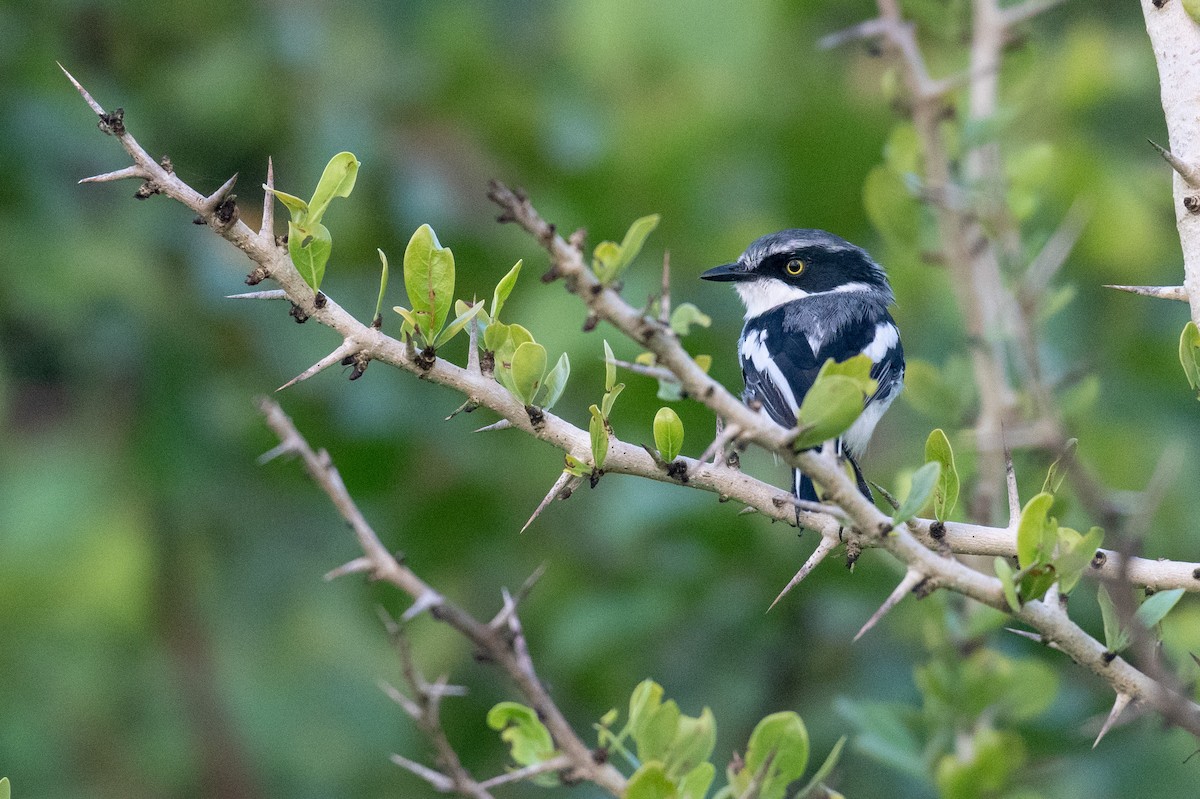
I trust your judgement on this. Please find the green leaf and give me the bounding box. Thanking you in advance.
[794,375,866,450]
[664,708,717,781]
[589,404,609,470]
[599,707,620,729]
[1042,438,1077,495]
[678,762,715,799]
[1097,584,1131,653]
[510,342,548,406]
[893,461,940,524]
[1184,0,1200,26]
[305,151,359,226]
[617,214,661,271]
[592,240,623,281]
[538,353,571,410]
[694,354,712,373]
[483,320,510,354]
[636,701,681,765]
[604,340,617,392]
[601,383,625,418]
[564,454,591,477]
[1180,321,1200,397]
[491,260,522,322]
[374,249,389,322]
[629,680,665,735]
[0,777,8,799]
[742,711,810,799]
[392,305,418,335]
[1015,492,1055,570]
[287,220,332,292]
[993,557,1021,612]
[924,428,959,522]
[794,736,847,799]
[265,186,309,223]
[1136,587,1185,630]
[1052,525,1104,595]
[817,354,878,396]
[1017,563,1057,603]
[403,224,456,345]
[654,407,685,461]
[487,701,559,786]
[669,303,712,336]
[594,214,661,283]
[434,301,485,349]
[626,762,678,799]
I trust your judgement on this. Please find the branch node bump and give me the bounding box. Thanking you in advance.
[97,107,125,136]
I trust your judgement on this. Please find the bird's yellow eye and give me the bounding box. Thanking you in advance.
[785,258,805,276]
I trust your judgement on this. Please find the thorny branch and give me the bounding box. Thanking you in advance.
[259,399,624,795]
[484,182,1200,740]
[68,49,1200,751]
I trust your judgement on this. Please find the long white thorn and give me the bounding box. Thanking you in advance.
[1104,284,1189,302]
[79,165,145,184]
[521,471,578,533]
[1093,693,1133,749]
[854,569,925,642]
[1004,445,1020,530]
[401,588,444,622]
[767,535,839,612]
[277,339,357,391]
[1148,139,1200,189]
[378,678,422,721]
[226,290,288,300]
[323,557,373,581]
[474,419,513,433]
[261,156,275,239]
[201,172,238,212]
[1005,626,1066,652]
[388,754,454,792]
[58,62,106,116]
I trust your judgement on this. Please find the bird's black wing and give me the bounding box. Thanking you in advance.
[738,307,822,430]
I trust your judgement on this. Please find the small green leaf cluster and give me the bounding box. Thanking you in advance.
[1180,320,1200,399]
[584,680,841,799]
[266,152,360,291]
[839,613,1058,798]
[486,702,561,787]
[480,261,571,409]
[566,341,624,476]
[635,302,713,402]
[992,487,1104,611]
[794,355,877,450]
[392,225,485,351]
[592,214,660,285]
[1097,584,1185,655]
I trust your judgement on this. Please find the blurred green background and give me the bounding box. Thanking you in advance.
[3,0,1199,797]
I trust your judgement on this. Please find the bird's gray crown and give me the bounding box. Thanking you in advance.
[741,229,864,267]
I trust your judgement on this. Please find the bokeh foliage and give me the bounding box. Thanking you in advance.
[3,1,1200,797]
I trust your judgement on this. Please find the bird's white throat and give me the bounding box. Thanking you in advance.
[734,278,875,319]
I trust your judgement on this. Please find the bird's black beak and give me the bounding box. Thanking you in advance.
[700,262,750,282]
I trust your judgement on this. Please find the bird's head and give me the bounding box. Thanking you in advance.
[700,229,893,318]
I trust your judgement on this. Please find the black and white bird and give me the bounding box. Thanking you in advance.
[701,229,904,506]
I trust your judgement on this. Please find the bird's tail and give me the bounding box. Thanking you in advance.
[792,454,875,518]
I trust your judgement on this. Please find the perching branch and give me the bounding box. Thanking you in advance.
[69,66,1200,742]
[484,182,1200,741]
